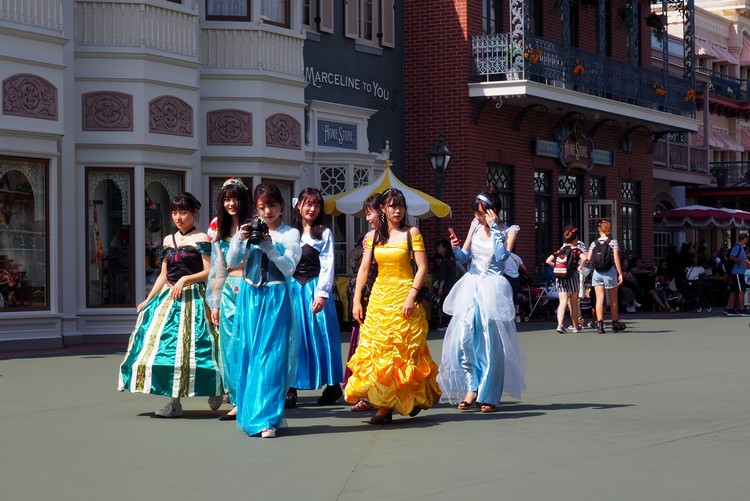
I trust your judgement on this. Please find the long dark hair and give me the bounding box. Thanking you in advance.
[171,192,201,213]
[292,187,325,240]
[374,188,408,246]
[215,178,251,240]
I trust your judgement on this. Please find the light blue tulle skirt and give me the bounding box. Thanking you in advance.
[438,273,527,404]
[288,278,343,389]
[231,281,296,436]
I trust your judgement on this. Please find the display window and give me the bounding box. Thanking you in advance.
[0,157,49,311]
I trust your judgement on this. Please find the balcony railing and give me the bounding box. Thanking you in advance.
[708,162,750,187]
[200,28,304,76]
[74,1,198,58]
[653,140,708,175]
[0,0,63,31]
[697,67,746,101]
[473,34,695,117]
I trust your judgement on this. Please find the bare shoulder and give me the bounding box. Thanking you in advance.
[408,225,421,237]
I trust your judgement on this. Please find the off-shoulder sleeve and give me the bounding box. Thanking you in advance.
[410,232,425,252]
[196,241,212,255]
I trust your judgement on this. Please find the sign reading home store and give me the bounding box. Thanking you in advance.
[559,132,595,171]
[318,120,357,150]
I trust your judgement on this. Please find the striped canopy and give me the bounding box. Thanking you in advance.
[323,166,451,219]
[654,205,750,229]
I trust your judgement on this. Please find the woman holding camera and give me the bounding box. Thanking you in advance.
[118,192,224,417]
[346,188,441,424]
[225,183,301,438]
[437,191,526,413]
[285,187,343,408]
[206,177,251,421]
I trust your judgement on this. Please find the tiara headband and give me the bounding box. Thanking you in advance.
[222,177,248,191]
[476,194,492,206]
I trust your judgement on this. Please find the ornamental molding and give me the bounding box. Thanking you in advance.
[82,92,133,131]
[148,96,193,137]
[265,113,301,150]
[207,109,252,145]
[2,73,58,120]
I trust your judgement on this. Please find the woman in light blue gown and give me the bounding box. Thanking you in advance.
[437,191,526,413]
[226,183,301,438]
[206,177,251,420]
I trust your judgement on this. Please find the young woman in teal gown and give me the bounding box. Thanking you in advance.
[286,188,343,408]
[438,191,527,413]
[206,177,251,421]
[225,183,301,438]
[118,192,223,417]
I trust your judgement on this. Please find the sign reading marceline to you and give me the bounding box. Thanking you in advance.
[560,130,595,171]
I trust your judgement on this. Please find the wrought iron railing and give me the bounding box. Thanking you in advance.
[708,161,750,186]
[473,34,695,117]
[697,67,746,101]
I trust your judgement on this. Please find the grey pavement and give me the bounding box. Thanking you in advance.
[1,312,749,500]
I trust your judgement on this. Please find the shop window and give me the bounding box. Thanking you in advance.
[486,163,514,224]
[589,176,605,199]
[620,180,640,259]
[86,168,134,307]
[145,171,184,296]
[0,157,48,311]
[206,0,251,21]
[534,170,552,276]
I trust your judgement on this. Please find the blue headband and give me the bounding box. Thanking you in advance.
[476,194,492,206]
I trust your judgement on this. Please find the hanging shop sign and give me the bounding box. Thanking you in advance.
[560,131,595,171]
[534,139,614,168]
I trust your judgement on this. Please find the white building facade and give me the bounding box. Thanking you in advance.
[0,0,393,350]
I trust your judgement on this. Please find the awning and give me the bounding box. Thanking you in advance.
[712,129,744,152]
[690,126,704,148]
[711,43,740,66]
[696,39,720,59]
[741,37,750,66]
[741,128,750,150]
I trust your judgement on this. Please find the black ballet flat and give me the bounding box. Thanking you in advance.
[317,384,343,405]
[408,407,422,417]
[217,412,236,421]
[284,392,297,409]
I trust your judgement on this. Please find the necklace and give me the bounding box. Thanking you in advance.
[179,225,196,236]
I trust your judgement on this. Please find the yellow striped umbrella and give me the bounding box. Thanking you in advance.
[323,166,451,219]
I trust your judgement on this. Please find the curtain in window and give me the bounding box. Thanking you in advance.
[261,0,286,24]
[207,0,247,17]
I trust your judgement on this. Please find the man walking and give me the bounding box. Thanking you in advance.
[725,233,749,316]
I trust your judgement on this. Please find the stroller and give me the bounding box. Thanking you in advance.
[518,271,556,322]
[668,267,712,313]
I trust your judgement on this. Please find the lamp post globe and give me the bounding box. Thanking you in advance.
[426,136,452,239]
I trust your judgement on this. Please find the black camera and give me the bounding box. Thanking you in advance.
[244,218,269,245]
[416,285,441,305]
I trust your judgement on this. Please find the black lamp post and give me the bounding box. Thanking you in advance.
[426,135,452,238]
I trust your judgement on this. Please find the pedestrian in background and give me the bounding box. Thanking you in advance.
[587,220,625,333]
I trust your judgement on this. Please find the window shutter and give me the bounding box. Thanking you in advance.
[319,0,334,33]
[345,0,359,39]
[380,0,395,48]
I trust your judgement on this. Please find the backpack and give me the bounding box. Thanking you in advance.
[553,245,578,278]
[591,237,614,272]
[719,244,742,274]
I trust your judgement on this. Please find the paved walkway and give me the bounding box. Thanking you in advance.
[1,312,749,500]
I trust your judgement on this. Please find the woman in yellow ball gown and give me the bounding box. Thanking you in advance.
[346,188,441,424]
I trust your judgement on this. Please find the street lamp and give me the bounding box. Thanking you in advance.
[426,135,452,238]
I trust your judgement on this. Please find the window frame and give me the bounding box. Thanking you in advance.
[205,0,252,21]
